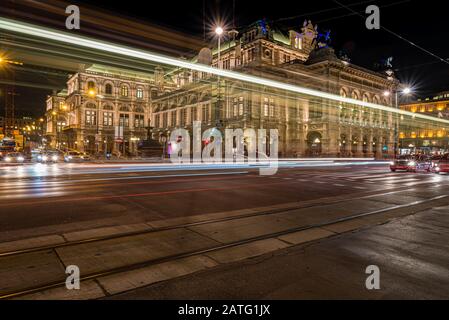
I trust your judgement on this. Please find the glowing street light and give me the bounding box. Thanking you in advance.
[215,26,224,69]
[383,91,391,97]
[88,89,96,97]
[215,27,224,36]
[402,87,412,95]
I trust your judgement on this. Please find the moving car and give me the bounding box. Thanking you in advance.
[406,154,433,173]
[434,153,449,174]
[3,152,25,163]
[390,155,414,172]
[37,152,60,163]
[64,151,91,163]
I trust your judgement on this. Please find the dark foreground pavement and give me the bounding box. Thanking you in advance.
[108,205,449,300]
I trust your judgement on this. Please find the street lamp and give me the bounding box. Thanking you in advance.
[388,86,413,158]
[402,87,412,95]
[214,26,225,128]
[215,26,224,69]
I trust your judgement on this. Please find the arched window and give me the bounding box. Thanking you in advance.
[136,88,144,99]
[135,107,144,113]
[121,85,129,97]
[85,103,96,109]
[119,105,130,112]
[103,105,114,111]
[105,84,113,95]
[87,81,96,90]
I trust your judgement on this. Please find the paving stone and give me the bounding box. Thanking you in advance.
[63,223,151,242]
[98,255,217,295]
[0,250,66,296]
[55,228,219,275]
[205,238,290,264]
[278,228,336,245]
[14,280,105,300]
[0,235,65,254]
[188,215,297,244]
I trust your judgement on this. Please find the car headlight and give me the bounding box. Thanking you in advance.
[390,161,395,165]
[5,157,11,162]
[17,156,24,162]
[42,156,48,161]
[52,155,58,161]
[408,161,416,166]
[37,155,42,160]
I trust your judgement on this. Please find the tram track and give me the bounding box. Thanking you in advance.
[0,191,447,300]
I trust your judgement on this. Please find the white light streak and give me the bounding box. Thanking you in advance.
[1,17,449,125]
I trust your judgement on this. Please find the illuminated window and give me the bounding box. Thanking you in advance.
[263,98,269,117]
[85,110,97,126]
[119,114,129,127]
[134,114,144,128]
[103,112,113,126]
[121,85,129,97]
[294,36,302,49]
[137,88,144,99]
[202,105,209,122]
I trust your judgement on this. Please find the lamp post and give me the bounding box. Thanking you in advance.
[384,86,412,158]
[215,26,224,68]
[215,26,224,128]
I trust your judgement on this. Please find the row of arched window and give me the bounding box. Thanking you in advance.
[86,81,148,99]
[340,88,388,105]
[84,103,145,113]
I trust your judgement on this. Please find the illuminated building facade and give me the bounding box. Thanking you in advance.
[152,20,400,158]
[48,65,171,155]
[400,92,449,153]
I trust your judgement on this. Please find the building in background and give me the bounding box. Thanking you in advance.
[400,91,449,154]
[152,20,399,158]
[0,115,45,151]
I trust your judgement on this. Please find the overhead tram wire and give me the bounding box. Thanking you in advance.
[332,0,449,67]
[276,0,378,23]
[314,0,411,24]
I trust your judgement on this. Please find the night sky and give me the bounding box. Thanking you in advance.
[3,0,449,117]
[74,0,449,94]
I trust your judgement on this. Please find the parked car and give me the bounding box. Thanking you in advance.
[64,151,91,162]
[3,152,25,163]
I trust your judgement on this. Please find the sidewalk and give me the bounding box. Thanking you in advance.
[107,204,449,300]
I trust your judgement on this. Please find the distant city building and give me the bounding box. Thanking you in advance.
[0,116,43,136]
[400,91,449,153]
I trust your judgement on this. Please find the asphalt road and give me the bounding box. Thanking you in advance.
[1,161,448,244]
